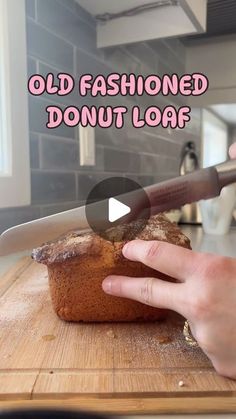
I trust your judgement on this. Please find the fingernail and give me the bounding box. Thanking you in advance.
[102,278,112,294]
[122,243,129,257]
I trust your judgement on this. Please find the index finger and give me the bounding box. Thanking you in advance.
[122,240,202,282]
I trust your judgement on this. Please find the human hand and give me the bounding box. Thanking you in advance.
[103,241,236,379]
[102,144,236,379]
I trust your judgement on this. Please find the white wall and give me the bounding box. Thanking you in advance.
[186,35,236,106]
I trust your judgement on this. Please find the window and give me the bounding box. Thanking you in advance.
[0,0,30,208]
[202,109,228,168]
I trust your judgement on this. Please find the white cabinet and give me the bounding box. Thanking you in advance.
[76,0,207,47]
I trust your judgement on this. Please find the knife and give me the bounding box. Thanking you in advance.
[0,159,235,255]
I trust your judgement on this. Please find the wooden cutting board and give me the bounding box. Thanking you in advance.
[0,257,235,414]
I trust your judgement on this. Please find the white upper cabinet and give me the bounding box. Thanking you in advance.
[76,0,207,47]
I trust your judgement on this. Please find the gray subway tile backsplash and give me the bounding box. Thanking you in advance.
[56,0,95,28]
[41,137,79,170]
[26,18,74,72]
[40,201,83,218]
[104,148,141,174]
[77,173,103,201]
[30,133,40,169]
[37,62,91,107]
[0,0,201,228]
[163,38,186,63]
[37,0,97,55]
[137,175,156,187]
[140,154,179,176]
[125,43,158,74]
[140,154,163,175]
[26,0,36,19]
[29,96,75,139]
[27,56,37,77]
[76,48,112,78]
[31,171,76,204]
[0,206,40,234]
[103,47,141,75]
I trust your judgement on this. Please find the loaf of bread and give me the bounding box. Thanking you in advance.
[32,214,191,322]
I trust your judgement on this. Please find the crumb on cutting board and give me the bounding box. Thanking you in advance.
[42,334,56,341]
[106,329,117,338]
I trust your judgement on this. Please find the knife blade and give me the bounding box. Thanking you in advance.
[0,159,235,255]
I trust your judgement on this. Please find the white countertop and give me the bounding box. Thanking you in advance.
[0,226,235,418]
[181,225,236,258]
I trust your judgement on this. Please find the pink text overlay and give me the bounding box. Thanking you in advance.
[28,72,209,130]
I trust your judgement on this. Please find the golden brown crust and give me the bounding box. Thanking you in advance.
[32,214,191,323]
[32,214,191,265]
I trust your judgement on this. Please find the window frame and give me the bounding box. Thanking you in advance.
[0,0,30,208]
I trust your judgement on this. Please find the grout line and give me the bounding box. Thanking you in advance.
[141,131,182,144]
[35,59,39,74]
[31,168,127,177]
[37,57,68,75]
[30,131,76,143]
[38,135,43,170]
[39,200,83,209]
[30,166,181,177]
[29,90,74,109]
[40,134,78,145]
[75,171,78,201]
[139,152,178,161]
[73,45,77,77]
[31,168,78,175]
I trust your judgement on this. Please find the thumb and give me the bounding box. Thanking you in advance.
[102,275,186,315]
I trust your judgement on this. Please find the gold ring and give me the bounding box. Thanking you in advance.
[183,320,199,347]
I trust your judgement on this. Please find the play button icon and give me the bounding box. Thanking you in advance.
[108,198,131,223]
[85,177,151,242]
